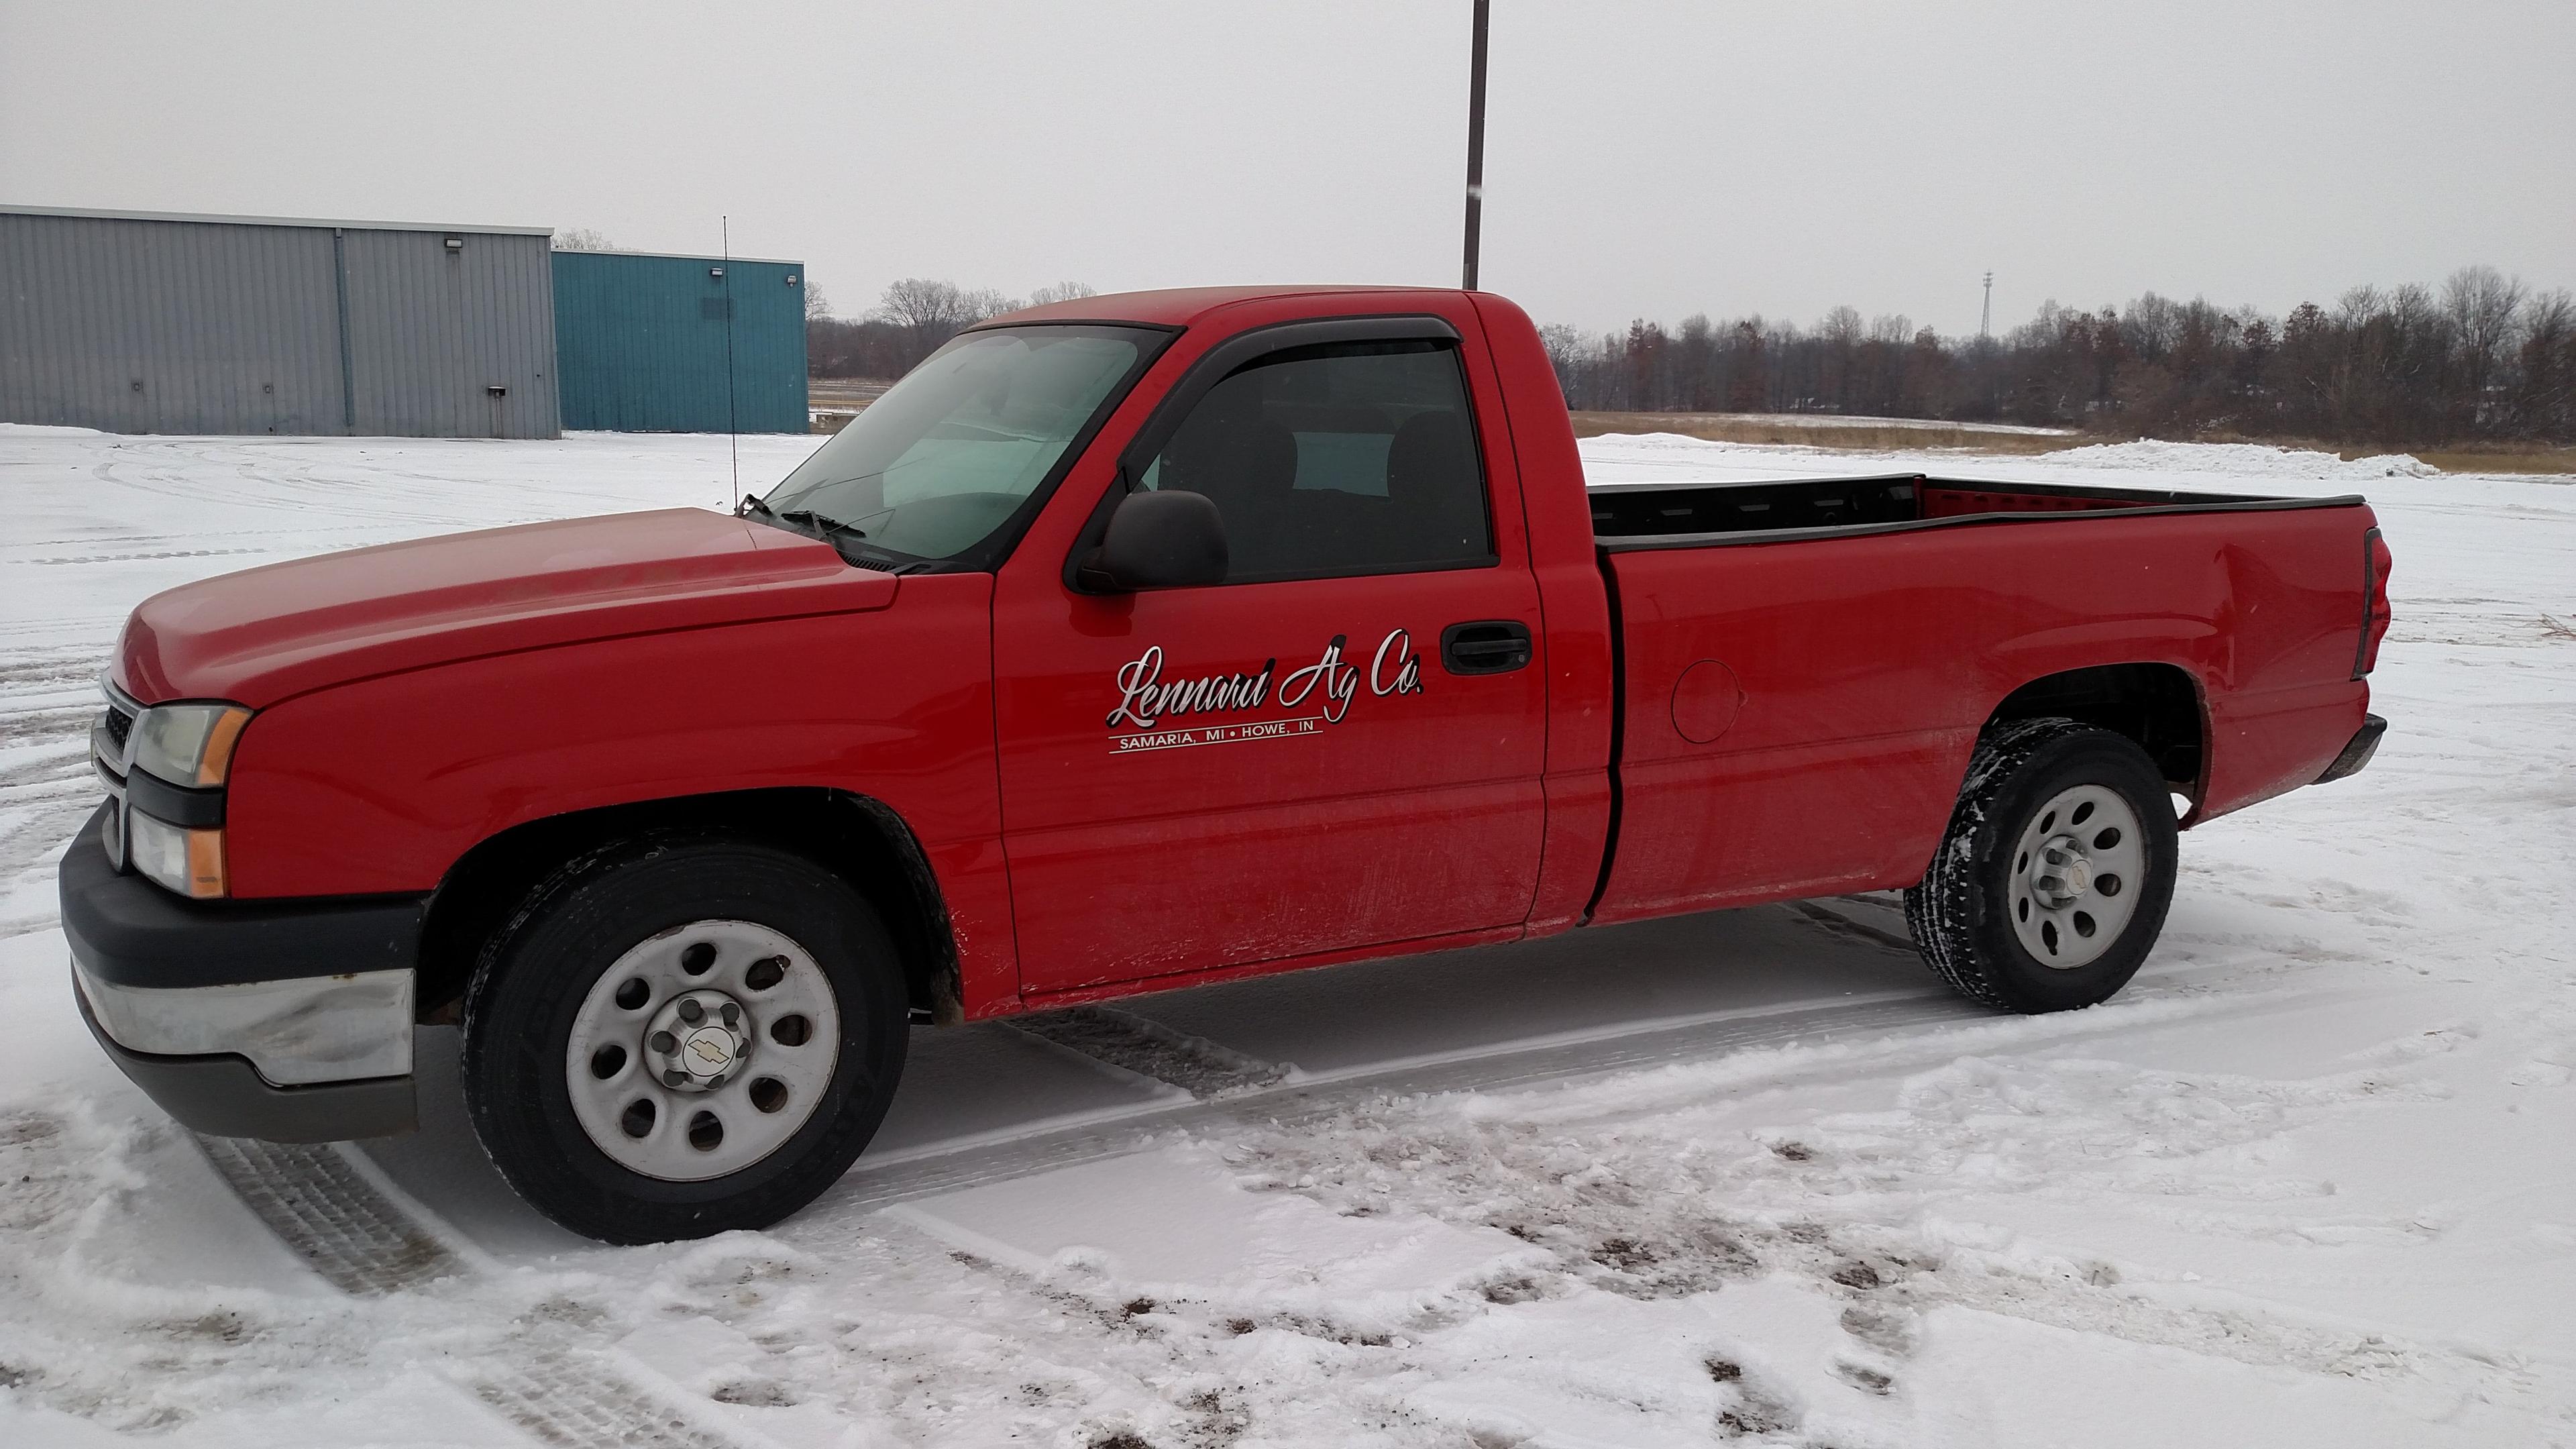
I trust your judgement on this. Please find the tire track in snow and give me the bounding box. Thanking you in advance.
[192,1138,463,1295]
[883,902,1931,1205]
[471,1352,751,1449]
[826,975,2384,1220]
[828,991,1988,1213]
[0,643,111,938]
[1203,982,2556,1425]
[21,546,280,566]
[192,1135,757,1448]
[1782,897,1919,955]
[1006,1004,1291,1097]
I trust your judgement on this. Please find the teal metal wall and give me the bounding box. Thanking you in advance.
[552,250,808,433]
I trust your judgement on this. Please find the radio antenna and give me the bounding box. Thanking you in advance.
[1461,0,1489,289]
[722,216,740,512]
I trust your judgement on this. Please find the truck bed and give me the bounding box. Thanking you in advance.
[1581,471,2379,927]
[1589,473,2363,547]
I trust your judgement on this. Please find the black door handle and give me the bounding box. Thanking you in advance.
[1440,619,1534,676]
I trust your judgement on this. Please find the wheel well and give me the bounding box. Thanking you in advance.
[415,788,959,1026]
[1986,663,2205,798]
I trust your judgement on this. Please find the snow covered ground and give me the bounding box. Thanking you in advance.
[0,425,2570,1448]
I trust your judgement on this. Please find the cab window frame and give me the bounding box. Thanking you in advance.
[1063,315,1499,592]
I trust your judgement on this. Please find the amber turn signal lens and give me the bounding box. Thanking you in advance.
[197,706,252,788]
[184,826,229,898]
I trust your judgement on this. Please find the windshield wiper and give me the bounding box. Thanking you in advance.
[777,508,869,541]
[736,494,775,519]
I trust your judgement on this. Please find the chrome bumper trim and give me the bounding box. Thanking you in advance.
[70,955,413,1087]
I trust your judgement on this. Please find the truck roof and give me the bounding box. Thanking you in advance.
[989,284,1468,329]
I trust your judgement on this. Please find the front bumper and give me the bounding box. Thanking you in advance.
[58,804,427,1142]
[73,984,416,1141]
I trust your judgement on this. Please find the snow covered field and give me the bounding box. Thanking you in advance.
[0,424,2570,1448]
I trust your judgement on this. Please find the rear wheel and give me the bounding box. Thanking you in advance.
[1904,718,2180,1013]
[461,836,908,1243]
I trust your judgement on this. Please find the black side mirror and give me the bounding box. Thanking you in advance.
[1079,489,1228,591]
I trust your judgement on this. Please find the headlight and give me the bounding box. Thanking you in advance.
[112,695,250,898]
[131,702,252,788]
[127,809,228,898]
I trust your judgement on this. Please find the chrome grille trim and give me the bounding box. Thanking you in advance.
[96,674,140,873]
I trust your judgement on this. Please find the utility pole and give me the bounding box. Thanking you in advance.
[1461,0,1490,290]
[1980,271,1994,340]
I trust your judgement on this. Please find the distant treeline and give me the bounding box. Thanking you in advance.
[1542,268,2575,447]
[804,278,1095,380]
[803,268,2576,448]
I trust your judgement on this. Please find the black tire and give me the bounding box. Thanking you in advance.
[1904,717,2180,1013]
[460,835,909,1243]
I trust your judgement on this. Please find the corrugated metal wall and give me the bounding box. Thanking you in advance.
[553,250,808,433]
[342,227,559,438]
[0,207,561,438]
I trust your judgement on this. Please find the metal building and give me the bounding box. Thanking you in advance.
[552,250,808,433]
[0,205,560,438]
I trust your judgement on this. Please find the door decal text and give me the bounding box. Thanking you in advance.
[1106,630,1423,751]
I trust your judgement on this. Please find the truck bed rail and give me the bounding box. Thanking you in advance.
[1590,474,2366,551]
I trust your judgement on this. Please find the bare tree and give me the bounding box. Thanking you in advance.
[1028,282,1099,306]
[873,278,983,354]
[2120,293,2182,364]
[553,227,616,251]
[803,282,833,321]
[2444,265,2524,427]
[1537,324,1587,398]
[2511,290,2574,438]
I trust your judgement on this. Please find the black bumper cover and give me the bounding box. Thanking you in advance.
[58,802,425,1141]
[59,803,426,991]
[2316,714,2387,784]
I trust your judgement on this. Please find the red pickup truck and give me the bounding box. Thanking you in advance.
[63,286,2393,1242]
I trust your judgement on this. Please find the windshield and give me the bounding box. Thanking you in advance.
[757,324,1156,568]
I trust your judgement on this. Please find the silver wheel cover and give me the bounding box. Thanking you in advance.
[564,919,842,1182]
[2007,784,2148,969]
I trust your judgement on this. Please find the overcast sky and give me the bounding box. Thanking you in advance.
[5,0,2569,337]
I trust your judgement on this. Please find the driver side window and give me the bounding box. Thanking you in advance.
[1140,339,1495,583]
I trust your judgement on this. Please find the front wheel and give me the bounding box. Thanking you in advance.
[461,837,909,1243]
[1905,718,2180,1013]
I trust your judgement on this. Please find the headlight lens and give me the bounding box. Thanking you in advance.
[127,810,229,898]
[131,702,252,788]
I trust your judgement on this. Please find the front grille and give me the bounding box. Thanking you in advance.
[97,684,134,873]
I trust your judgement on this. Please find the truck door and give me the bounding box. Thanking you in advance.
[991,318,1546,995]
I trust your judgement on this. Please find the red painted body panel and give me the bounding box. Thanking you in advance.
[1472,293,1617,936]
[989,290,1548,994]
[995,284,1449,331]
[117,508,883,708]
[102,284,2385,1026]
[222,574,1022,1008]
[1592,504,2375,924]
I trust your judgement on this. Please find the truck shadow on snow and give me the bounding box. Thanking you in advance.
[355,897,1941,1258]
